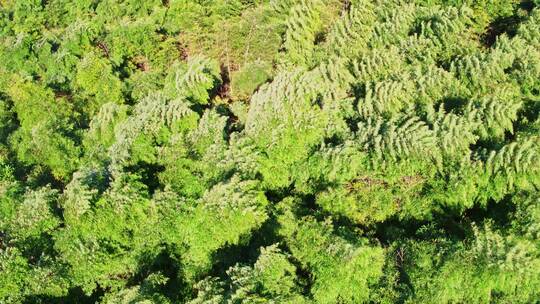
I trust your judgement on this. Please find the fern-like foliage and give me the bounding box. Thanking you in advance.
[5,186,59,241]
[495,11,540,96]
[164,55,221,105]
[471,222,534,272]
[479,138,540,200]
[369,2,417,48]
[293,140,366,194]
[108,93,195,175]
[401,220,540,303]
[411,64,462,104]
[350,46,405,83]
[280,0,324,66]
[244,59,353,188]
[412,6,477,60]
[356,115,438,162]
[358,80,415,119]
[450,51,513,94]
[466,86,522,140]
[498,37,540,96]
[427,104,479,158]
[84,102,128,158]
[516,8,540,48]
[2,1,540,302]
[324,0,375,58]
[511,192,540,240]
[484,139,540,178]
[60,167,105,223]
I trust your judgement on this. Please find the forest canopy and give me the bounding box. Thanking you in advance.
[1,0,540,303]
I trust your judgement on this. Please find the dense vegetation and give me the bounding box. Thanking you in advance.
[1,0,540,303]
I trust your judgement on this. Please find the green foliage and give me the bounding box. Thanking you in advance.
[101,272,171,304]
[54,173,159,294]
[230,61,272,100]
[0,247,70,301]
[277,200,387,303]
[6,77,80,179]
[164,56,221,105]
[5,187,60,241]
[158,109,229,197]
[0,1,539,303]
[0,99,15,143]
[74,52,124,116]
[190,245,305,303]
[154,176,268,283]
[324,0,376,58]
[401,222,540,303]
